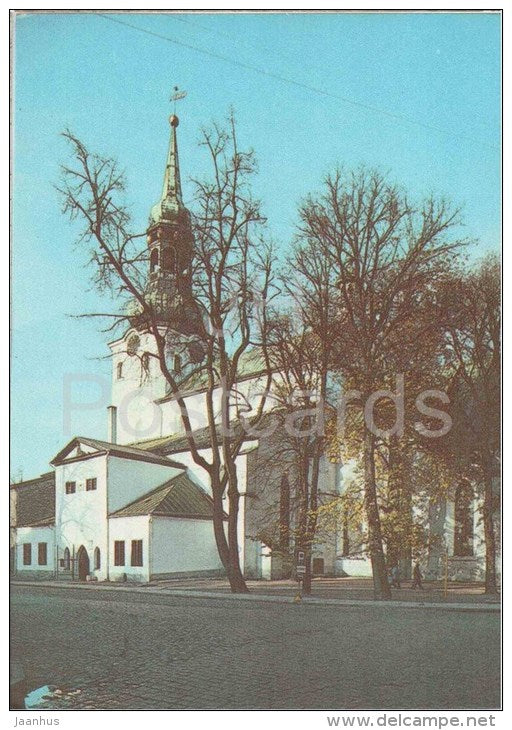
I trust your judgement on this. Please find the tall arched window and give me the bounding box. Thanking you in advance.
[454,479,474,556]
[117,362,123,380]
[150,248,159,273]
[94,547,101,571]
[161,247,175,273]
[63,547,70,570]
[173,354,182,374]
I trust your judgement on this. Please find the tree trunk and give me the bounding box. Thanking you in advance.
[226,480,250,594]
[385,437,402,569]
[482,467,498,595]
[296,452,310,594]
[211,475,248,593]
[211,488,230,570]
[302,441,322,596]
[364,429,391,599]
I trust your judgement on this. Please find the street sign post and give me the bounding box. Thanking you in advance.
[294,548,306,601]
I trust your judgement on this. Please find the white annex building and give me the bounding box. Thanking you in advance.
[11,112,491,584]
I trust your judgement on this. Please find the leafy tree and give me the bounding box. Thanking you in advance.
[434,255,500,593]
[296,167,465,598]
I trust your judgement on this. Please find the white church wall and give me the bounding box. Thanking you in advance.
[15,525,55,579]
[107,456,183,514]
[108,515,150,582]
[160,390,216,436]
[163,448,213,494]
[150,516,224,578]
[162,450,253,574]
[109,329,168,444]
[55,454,108,581]
[116,367,291,447]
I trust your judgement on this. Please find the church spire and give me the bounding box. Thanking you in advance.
[162,114,183,205]
[149,113,187,226]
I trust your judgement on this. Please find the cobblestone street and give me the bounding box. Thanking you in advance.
[11,584,500,710]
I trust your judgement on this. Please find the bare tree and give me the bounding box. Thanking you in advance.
[295,167,465,599]
[58,112,276,593]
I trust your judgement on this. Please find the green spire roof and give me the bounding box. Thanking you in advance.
[149,114,187,227]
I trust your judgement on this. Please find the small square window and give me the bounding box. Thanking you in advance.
[38,543,47,566]
[86,478,97,491]
[23,543,31,566]
[114,540,125,566]
[65,481,76,495]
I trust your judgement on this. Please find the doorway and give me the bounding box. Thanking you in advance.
[76,546,90,581]
[312,557,325,576]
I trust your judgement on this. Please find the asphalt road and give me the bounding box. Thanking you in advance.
[11,584,500,710]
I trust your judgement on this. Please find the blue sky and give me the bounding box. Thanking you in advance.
[11,11,501,479]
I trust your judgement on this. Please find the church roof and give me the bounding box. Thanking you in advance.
[128,410,277,456]
[11,471,55,528]
[129,425,214,455]
[51,436,185,469]
[109,472,222,520]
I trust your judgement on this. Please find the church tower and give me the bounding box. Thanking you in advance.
[143,112,203,345]
[108,110,205,444]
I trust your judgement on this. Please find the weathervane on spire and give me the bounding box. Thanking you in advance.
[170,86,187,115]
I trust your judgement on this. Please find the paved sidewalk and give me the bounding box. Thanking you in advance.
[11,576,500,612]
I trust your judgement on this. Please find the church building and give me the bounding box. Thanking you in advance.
[10,110,490,585]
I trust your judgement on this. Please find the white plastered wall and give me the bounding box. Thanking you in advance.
[108,515,150,582]
[15,525,55,576]
[55,454,108,581]
[150,516,224,577]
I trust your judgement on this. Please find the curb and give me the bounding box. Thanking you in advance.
[11,580,500,613]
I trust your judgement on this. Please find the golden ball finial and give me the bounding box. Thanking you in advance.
[169,114,179,127]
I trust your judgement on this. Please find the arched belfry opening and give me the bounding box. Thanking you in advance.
[161,246,175,273]
[150,248,159,273]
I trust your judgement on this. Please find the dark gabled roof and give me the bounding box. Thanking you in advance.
[21,516,55,528]
[129,424,215,455]
[11,472,55,528]
[110,472,224,520]
[129,411,278,456]
[51,436,185,469]
[10,471,54,490]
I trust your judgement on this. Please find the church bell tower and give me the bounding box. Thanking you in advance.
[146,113,193,305]
[130,109,204,360]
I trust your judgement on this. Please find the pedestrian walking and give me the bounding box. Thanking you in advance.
[391,564,401,588]
[411,561,424,590]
